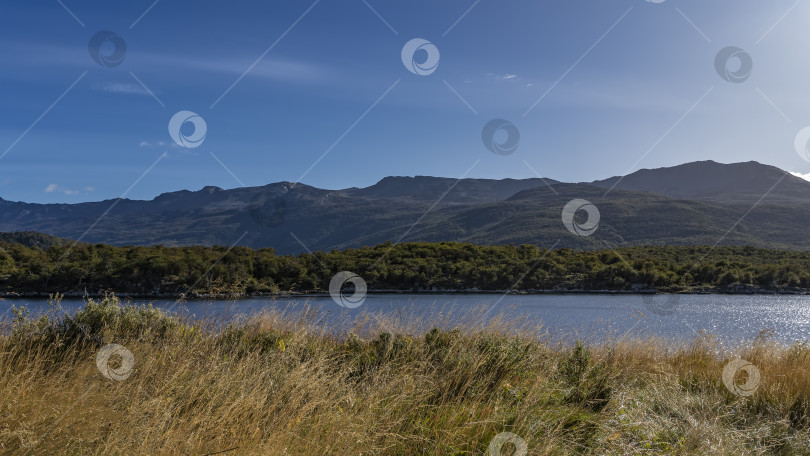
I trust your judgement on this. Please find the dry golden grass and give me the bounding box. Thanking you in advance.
[1,295,809,455]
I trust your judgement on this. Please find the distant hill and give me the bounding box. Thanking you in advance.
[0,160,808,253]
[589,160,810,202]
[0,231,74,250]
[344,176,558,203]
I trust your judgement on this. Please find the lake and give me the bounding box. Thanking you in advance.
[2,293,810,345]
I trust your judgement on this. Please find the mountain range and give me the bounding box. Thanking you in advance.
[1,160,808,254]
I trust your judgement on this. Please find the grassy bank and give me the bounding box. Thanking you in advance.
[1,296,809,455]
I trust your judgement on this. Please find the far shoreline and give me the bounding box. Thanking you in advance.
[2,287,810,300]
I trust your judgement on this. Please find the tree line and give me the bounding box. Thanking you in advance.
[1,239,809,296]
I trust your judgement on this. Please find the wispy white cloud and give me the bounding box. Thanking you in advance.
[6,42,329,85]
[44,184,79,195]
[139,140,170,148]
[93,82,151,96]
[790,171,810,182]
[487,73,521,83]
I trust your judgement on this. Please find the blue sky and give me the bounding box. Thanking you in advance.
[2,0,810,203]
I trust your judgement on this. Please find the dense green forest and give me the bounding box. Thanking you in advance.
[1,233,810,296]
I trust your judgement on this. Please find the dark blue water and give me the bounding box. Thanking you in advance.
[2,294,809,344]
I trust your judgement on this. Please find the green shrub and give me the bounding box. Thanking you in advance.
[218,324,289,358]
[10,293,179,349]
[557,341,613,411]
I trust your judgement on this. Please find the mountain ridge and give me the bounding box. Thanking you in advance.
[588,160,809,202]
[1,160,808,254]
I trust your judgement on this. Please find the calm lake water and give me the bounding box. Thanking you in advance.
[2,294,810,345]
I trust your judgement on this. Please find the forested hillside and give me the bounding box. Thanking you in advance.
[1,239,808,296]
